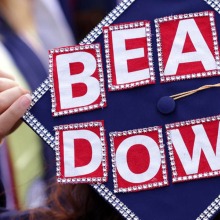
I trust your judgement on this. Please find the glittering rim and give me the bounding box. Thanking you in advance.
[103,20,155,91]
[23,111,55,148]
[31,78,50,107]
[49,43,107,117]
[109,126,168,193]
[166,115,220,183]
[155,10,220,83]
[92,184,140,220]
[54,121,108,184]
[196,194,220,220]
[204,0,220,14]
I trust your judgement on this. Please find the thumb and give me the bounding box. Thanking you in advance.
[0,93,32,141]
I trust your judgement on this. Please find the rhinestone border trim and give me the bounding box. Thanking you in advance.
[92,184,140,220]
[196,195,220,220]
[103,20,155,91]
[31,78,50,108]
[204,0,220,14]
[109,126,168,193]
[155,10,220,83]
[166,115,220,183]
[23,111,55,148]
[49,43,107,117]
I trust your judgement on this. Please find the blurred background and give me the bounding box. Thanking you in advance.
[0,0,119,211]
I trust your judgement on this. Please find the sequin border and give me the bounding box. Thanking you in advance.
[54,121,108,184]
[166,115,220,184]
[92,184,140,220]
[103,21,155,91]
[155,10,220,83]
[109,126,168,193]
[23,111,55,148]
[204,0,220,14]
[196,194,220,220]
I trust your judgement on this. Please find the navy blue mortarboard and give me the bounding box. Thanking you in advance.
[23,0,220,219]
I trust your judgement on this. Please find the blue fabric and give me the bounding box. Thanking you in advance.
[29,0,220,219]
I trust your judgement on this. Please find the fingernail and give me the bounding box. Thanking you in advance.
[20,93,32,108]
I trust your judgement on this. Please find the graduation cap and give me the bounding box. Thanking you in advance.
[23,0,220,219]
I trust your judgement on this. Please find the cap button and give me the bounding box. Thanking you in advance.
[157,96,176,114]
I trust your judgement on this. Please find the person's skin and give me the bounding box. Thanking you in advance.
[0,71,32,143]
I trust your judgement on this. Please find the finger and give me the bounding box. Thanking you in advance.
[0,78,19,92]
[0,86,29,113]
[0,71,16,80]
[0,93,32,140]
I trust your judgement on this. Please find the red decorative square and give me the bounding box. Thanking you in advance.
[166,115,220,183]
[103,21,155,91]
[110,127,168,193]
[54,121,108,184]
[155,11,220,83]
[49,44,107,117]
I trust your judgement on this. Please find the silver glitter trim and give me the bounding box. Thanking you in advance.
[92,184,140,220]
[26,78,50,108]
[22,111,55,148]
[204,0,220,14]
[196,195,220,220]
[30,78,50,108]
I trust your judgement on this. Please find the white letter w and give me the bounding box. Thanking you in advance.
[170,123,220,175]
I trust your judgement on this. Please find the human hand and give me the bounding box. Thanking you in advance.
[0,71,32,143]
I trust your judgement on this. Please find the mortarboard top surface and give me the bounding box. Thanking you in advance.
[23,0,220,219]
